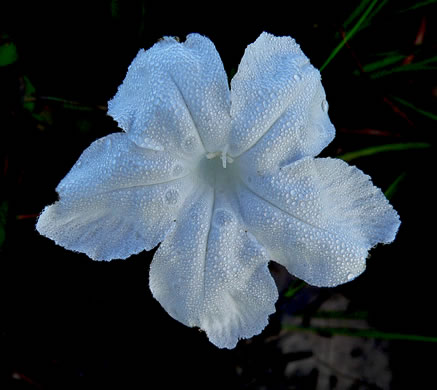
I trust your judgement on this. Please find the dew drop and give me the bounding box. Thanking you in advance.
[321,99,329,113]
[183,136,197,152]
[164,188,179,205]
[138,137,163,151]
[173,164,184,177]
[214,209,234,227]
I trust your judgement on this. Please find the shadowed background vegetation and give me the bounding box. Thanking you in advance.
[1,0,436,389]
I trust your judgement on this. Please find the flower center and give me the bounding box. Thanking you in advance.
[200,146,238,190]
[205,146,234,169]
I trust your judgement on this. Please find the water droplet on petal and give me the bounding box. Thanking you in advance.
[321,99,329,112]
[164,189,179,205]
[214,209,234,227]
[137,137,164,151]
[183,136,197,152]
[172,164,184,177]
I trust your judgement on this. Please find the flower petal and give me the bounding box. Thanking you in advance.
[108,34,231,156]
[230,32,334,172]
[36,133,195,260]
[236,157,400,287]
[149,188,278,349]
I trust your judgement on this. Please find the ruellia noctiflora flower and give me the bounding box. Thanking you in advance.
[37,32,400,348]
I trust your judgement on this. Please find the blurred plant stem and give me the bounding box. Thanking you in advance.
[337,142,431,162]
[25,96,107,112]
[390,96,437,122]
[284,324,437,343]
[320,0,380,71]
[384,172,407,200]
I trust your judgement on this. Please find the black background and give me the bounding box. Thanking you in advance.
[1,1,436,389]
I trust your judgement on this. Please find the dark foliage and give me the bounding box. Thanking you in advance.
[1,1,436,389]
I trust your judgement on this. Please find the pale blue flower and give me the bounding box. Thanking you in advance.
[36,32,400,348]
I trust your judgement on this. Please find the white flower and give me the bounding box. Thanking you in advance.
[36,32,400,349]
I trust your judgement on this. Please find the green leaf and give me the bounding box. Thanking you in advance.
[384,172,407,200]
[283,281,306,298]
[320,0,381,71]
[283,324,437,343]
[359,53,406,74]
[359,0,390,31]
[399,0,437,12]
[111,0,120,19]
[337,142,432,162]
[23,75,36,112]
[343,0,373,30]
[369,55,437,78]
[0,41,18,67]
